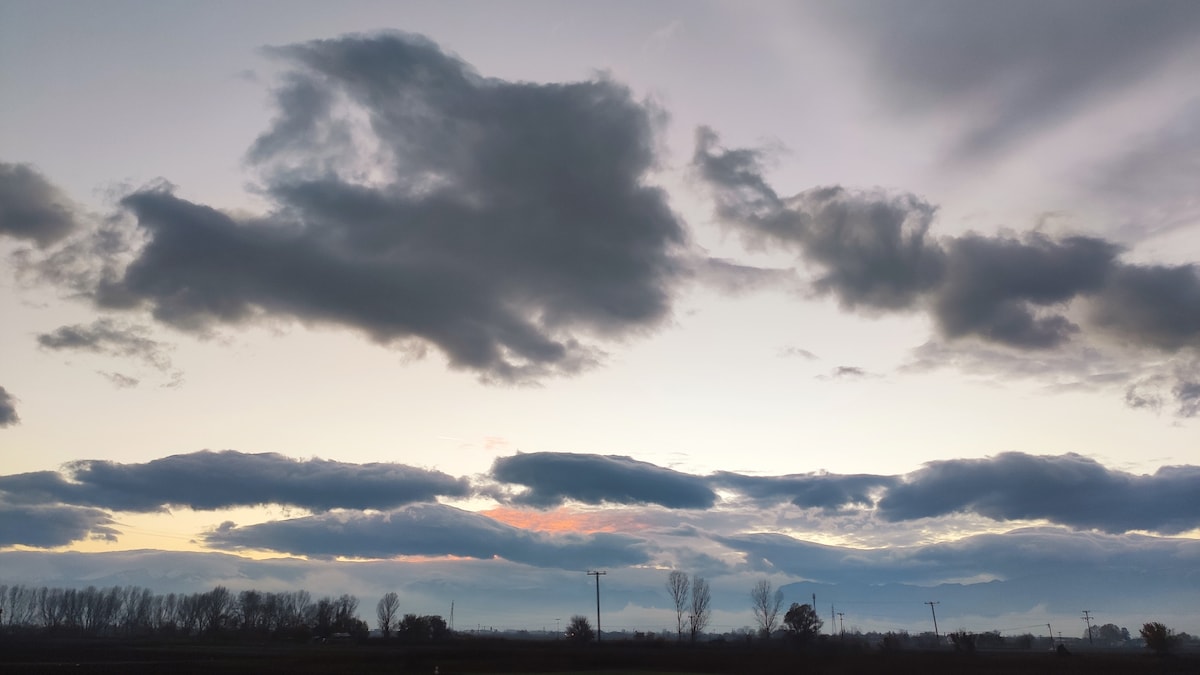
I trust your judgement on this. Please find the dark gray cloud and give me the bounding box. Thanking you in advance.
[204,503,650,569]
[1088,263,1200,352]
[0,386,17,427]
[0,501,118,547]
[710,471,896,512]
[83,32,687,384]
[817,1,1200,160]
[694,128,944,313]
[491,452,717,509]
[933,233,1118,349]
[694,129,1200,398]
[0,450,468,513]
[37,318,174,372]
[879,452,1200,534]
[0,162,80,246]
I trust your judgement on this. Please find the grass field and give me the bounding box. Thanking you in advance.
[2,637,1198,674]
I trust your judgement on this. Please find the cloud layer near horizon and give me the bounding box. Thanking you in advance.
[2,450,1198,552]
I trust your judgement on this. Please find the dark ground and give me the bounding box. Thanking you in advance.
[2,637,1198,674]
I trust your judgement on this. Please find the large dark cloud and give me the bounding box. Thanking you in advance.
[817,1,1200,160]
[710,471,896,512]
[694,129,1200,410]
[83,32,687,383]
[0,386,18,427]
[204,503,650,569]
[0,450,468,513]
[491,452,717,509]
[878,452,1200,534]
[0,162,80,247]
[0,501,118,547]
[37,318,174,373]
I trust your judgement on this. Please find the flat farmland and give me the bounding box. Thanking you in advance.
[2,638,1197,674]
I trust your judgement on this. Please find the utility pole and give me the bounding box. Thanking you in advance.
[925,601,940,643]
[450,601,454,632]
[1082,610,1094,644]
[1047,623,1054,647]
[587,570,606,642]
[837,612,845,638]
[831,604,835,636]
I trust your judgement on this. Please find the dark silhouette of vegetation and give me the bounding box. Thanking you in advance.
[666,570,689,642]
[396,613,448,643]
[689,575,711,643]
[1140,621,1179,655]
[375,592,399,638]
[565,614,593,643]
[949,630,976,652]
[749,579,783,638]
[0,582,376,640]
[782,602,822,641]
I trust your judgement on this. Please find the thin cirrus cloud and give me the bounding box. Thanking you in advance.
[62,31,689,384]
[204,503,651,569]
[0,450,469,513]
[814,0,1200,161]
[692,127,1200,414]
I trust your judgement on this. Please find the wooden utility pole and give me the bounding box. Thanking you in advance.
[587,570,606,642]
[925,601,940,642]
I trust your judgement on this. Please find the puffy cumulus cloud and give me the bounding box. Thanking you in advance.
[710,471,896,512]
[0,450,468,513]
[878,452,1200,534]
[0,162,81,247]
[694,129,1200,413]
[490,452,717,509]
[204,503,651,569]
[0,500,118,547]
[0,386,18,427]
[37,318,175,373]
[814,0,1200,160]
[80,31,687,384]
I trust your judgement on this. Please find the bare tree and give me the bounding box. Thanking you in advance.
[689,576,711,643]
[666,571,690,642]
[376,592,400,637]
[750,580,784,638]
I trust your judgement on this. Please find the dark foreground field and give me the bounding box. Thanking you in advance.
[2,638,1197,674]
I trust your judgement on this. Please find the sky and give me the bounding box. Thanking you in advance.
[1,0,1199,637]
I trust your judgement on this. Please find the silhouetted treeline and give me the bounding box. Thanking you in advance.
[0,583,369,640]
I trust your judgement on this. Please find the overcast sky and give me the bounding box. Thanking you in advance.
[2,0,1198,636]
